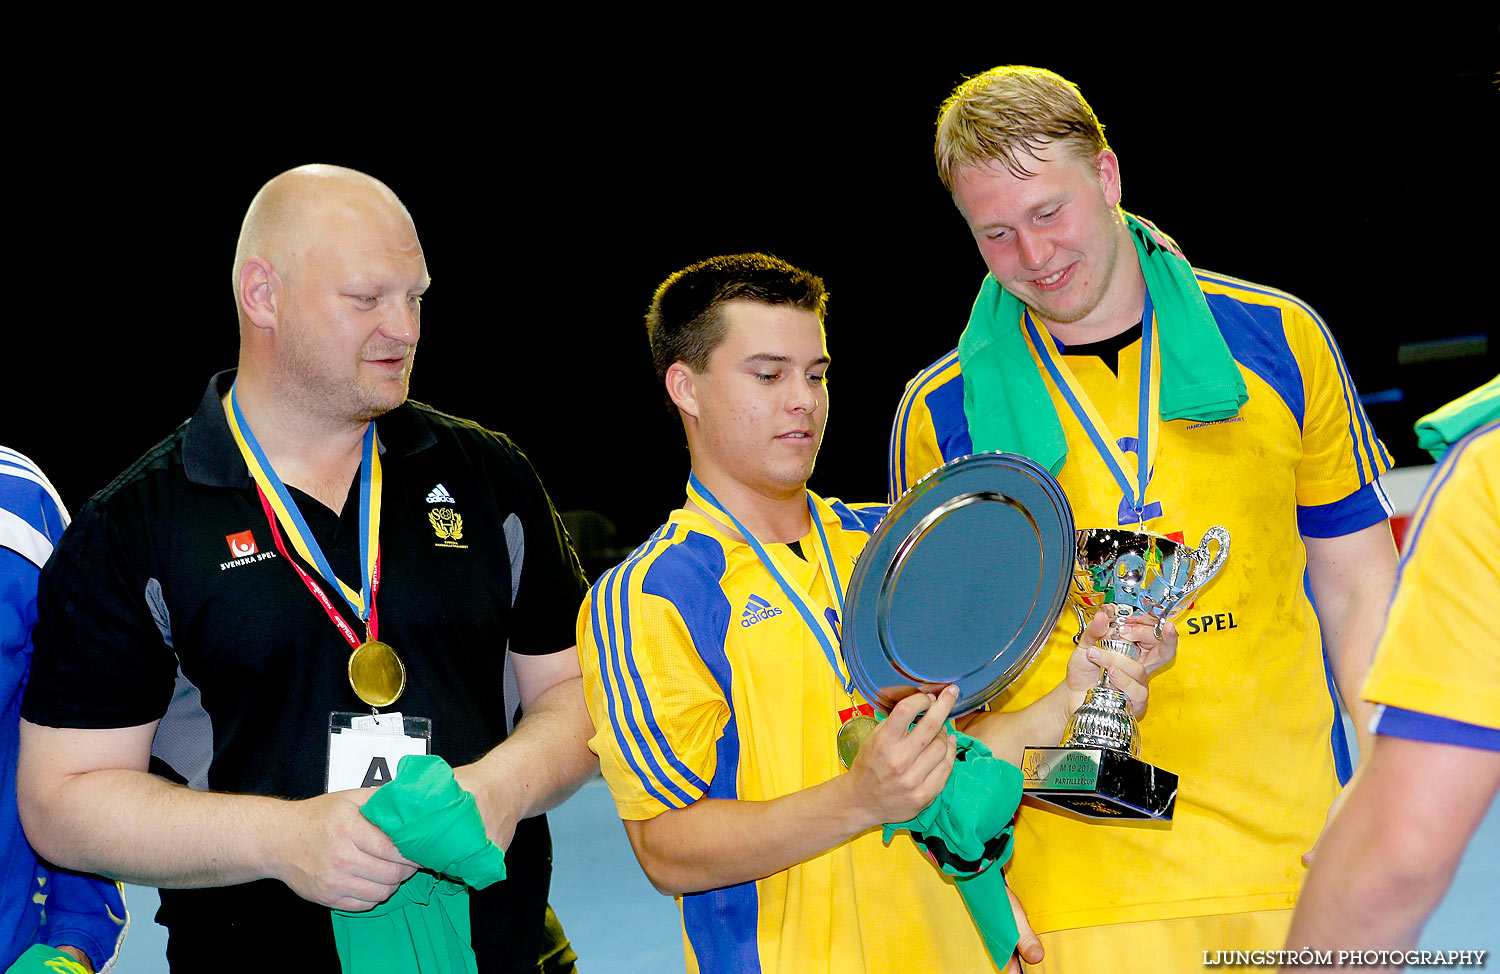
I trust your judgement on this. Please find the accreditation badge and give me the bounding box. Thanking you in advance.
[326,712,433,792]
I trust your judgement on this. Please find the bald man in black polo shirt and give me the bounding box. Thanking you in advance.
[18,165,596,972]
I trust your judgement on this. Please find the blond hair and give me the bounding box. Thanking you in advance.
[935,65,1109,191]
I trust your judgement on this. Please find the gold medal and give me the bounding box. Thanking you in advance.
[348,639,406,708]
[837,713,879,769]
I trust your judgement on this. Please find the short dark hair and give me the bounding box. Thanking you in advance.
[646,253,827,395]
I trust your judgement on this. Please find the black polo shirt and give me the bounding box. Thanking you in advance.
[25,371,588,973]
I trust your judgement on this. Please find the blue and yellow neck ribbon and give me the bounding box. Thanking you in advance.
[1023,303,1162,528]
[224,382,382,623]
[686,473,854,697]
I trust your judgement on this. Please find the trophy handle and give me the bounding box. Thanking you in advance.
[1189,526,1230,590]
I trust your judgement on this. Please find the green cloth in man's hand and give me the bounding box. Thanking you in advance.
[331,754,506,973]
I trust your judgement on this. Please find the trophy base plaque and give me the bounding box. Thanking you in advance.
[1021,746,1177,821]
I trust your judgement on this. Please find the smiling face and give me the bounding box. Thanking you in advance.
[953,144,1136,338]
[671,299,829,501]
[275,199,429,422]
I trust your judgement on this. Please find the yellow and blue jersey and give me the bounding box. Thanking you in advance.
[888,270,1393,933]
[1364,421,1500,748]
[578,491,999,974]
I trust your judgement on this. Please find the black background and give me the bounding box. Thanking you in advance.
[10,26,1495,572]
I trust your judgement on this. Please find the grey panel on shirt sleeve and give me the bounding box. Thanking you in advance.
[504,512,524,608]
[144,577,213,791]
[503,513,523,735]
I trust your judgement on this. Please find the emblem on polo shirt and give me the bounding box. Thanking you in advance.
[429,507,469,549]
[220,529,277,571]
[225,530,258,558]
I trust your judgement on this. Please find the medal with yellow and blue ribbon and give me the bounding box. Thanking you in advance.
[1023,303,1162,528]
[686,474,876,768]
[224,383,405,709]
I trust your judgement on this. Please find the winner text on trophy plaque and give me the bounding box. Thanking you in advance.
[1022,526,1229,822]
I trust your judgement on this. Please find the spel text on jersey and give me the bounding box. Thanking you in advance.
[1184,611,1237,635]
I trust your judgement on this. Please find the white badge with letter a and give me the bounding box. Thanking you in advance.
[326,712,433,792]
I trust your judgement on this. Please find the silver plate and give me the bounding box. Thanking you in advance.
[844,452,1074,716]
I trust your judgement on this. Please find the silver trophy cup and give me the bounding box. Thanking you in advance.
[1021,525,1229,820]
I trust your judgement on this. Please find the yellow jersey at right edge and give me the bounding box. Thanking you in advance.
[1364,422,1500,741]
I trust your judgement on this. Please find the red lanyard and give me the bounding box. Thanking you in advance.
[256,485,382,648]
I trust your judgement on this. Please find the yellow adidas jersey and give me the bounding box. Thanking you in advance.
[1364,422,1500,744]
[888,271,1393,933]
[578,491,998,973]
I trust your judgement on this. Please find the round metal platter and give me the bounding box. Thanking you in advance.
[844,452,1075,716]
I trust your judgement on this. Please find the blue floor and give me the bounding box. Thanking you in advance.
[110,772,1500,971]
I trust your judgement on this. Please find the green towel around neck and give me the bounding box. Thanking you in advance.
[332,755,507,974]
[883,727,1024,968]
[958,212,1247,475]
[1415,374,1500,460]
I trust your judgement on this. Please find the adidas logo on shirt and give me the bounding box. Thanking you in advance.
[426,483,455,503]
[740,595,783,628]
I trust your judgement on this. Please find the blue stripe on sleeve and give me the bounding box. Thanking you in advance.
[890,351,959,500]
[1296,480,1394,539]
[1376,706,1500,751]
[1201,271,1385,482]
[591,535,679,809]
[640,532,736,797]
[1307,307,1385,483]
[592,525,705,809]
[640,531,761,971]
[615,526,715,801]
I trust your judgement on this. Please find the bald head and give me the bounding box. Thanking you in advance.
[233,164,417,307]
[232,165,428,425]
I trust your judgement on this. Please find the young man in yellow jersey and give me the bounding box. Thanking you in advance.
[889,67,1399,971]
[578,252,1175,973]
